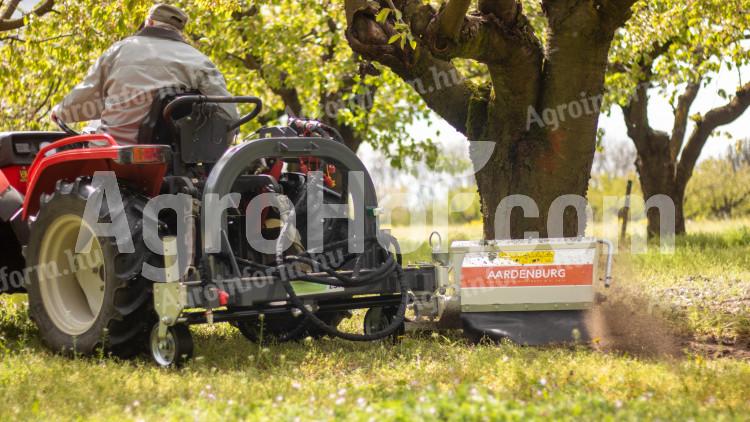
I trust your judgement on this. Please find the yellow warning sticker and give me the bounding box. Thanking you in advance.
[498,250,554,264]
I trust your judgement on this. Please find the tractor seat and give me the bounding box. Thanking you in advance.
[137,88,234,164]
[137,88,197,146]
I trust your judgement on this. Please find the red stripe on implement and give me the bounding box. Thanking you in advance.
[461,264,594,288]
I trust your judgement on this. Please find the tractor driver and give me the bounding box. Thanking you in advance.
[51,4,238,145]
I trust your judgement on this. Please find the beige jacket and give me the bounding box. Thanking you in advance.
[53,26,238,144]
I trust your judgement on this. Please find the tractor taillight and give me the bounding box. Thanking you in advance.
[117,146,169,164]
[132,147,164,163]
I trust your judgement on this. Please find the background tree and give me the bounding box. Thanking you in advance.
[607,0,750,237]
[343,0,637,238]
[685,140,750,220]
[0,0,135,131]
[195,0,438,163]
[0,0,54,32]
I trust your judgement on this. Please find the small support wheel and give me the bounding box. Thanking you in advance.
[150,324,193,367]
[363,306,404,340]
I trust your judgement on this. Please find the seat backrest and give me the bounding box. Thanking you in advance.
[137,87,197,146]
[173,102,233,164]
[137,88,233,165]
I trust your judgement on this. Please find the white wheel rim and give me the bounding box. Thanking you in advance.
[150,325,176,366]
[38,214,106,335]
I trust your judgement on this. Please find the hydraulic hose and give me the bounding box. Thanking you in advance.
[233,169,407,341]
[236,243,407,341]
[274,191,407,340]
[276,261,408,341]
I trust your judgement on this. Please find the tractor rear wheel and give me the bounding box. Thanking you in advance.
[26,178,155,357]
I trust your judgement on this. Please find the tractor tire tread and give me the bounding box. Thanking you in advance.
[27,177,156,358]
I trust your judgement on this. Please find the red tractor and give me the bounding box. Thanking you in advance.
[0,94,434,365]
[0,93,613,366]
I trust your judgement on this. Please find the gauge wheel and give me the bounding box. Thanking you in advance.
[149,323,193,367]
[363,306,405,340]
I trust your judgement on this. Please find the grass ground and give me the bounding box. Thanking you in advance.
[1,220,749,420]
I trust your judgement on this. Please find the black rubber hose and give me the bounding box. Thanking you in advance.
[277,212,407,340]
[254,168,409,341]
[275,260,408,341]
[284,254,396,287]
[317,123,346,145]
[238,244,397,288]
[235,251,405,341]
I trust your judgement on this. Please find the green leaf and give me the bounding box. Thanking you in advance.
[375,8,391,23]
[387,34,401,45]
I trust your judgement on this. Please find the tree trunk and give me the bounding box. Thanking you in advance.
[344,0,635,239]
[635,147,686,237]
[473,12,614,239]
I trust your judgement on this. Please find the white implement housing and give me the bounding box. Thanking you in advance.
[408,235,613,344]
[453,238,611,312]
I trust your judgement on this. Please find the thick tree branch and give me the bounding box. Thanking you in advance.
[478,0,520,22]
[425,1,542,65]
[539,0,620,160]
[619,38,678,156]
[621,82,653,155]
[0,0,54,32]
[621,73,671,159]
[0,0,20,20]
[436,0,472,41]
[345,0,475,134]
[669,80,700,161]
[597,0,638,31]
[348,0,541,66]
[677,81,750,189]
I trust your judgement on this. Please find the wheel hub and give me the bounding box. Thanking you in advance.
[37,214,106,335]
[150,325,177,366]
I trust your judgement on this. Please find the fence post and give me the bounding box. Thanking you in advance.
[619,180,633,244]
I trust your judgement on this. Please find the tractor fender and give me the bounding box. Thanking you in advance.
[201,136,380,254]
[21,134,169,219]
